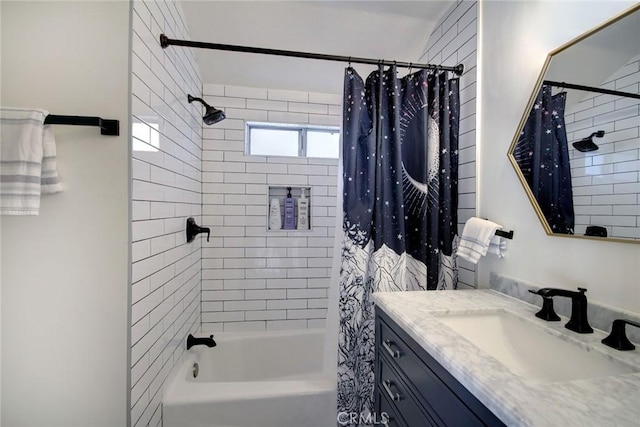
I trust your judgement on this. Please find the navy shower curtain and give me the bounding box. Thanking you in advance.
[337,65,460,421]
[514,85,575,234]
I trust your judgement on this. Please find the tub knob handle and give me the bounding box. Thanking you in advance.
[192,362,199,378]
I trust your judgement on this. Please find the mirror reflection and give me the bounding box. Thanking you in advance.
[510,6,640,241]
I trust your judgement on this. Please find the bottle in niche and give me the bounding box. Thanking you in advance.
[283,187,295,230]
[269,198,282,230]
[297,188,309,230]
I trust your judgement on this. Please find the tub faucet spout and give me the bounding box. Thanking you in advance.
[187,334,217,350]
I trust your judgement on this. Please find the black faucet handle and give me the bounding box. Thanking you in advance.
[186,217,211,243]
[529,289,561,321]
[602,319,640,351]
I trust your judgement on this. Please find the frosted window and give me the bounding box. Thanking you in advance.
[249,128,299,157]
[307,130,340,159]
[246,122,340,159]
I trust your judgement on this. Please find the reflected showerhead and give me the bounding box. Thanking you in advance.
[187,94,226,125]
[573,130,605,152]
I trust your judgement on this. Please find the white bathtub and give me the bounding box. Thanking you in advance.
[162,329,336,427]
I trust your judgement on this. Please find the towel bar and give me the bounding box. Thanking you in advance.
[44,114,119,136]
[495,229,514,239]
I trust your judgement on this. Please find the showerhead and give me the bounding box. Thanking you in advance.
[572,130,605,152]
[187,94,226,125]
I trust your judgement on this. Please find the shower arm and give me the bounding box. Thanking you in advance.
[187,95,212,109]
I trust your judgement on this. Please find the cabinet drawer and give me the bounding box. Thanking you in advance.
[379,354,436,427]
[378,314,491,427]
[377,389,407,427]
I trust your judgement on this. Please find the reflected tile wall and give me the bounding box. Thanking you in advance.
[565,55,640,239]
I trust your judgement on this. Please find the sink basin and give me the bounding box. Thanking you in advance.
[434,310,639,383]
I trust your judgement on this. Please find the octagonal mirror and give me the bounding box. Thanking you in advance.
[508,5,640,243]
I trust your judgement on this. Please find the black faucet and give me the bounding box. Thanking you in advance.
[186,334,216,350]
[186,217,210,243]
[601,319,640,351]
[529,287,593,334]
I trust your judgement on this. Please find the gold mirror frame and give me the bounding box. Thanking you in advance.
[507,4,640,245]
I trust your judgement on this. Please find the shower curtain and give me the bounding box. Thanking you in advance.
[514,85,575,234]
[337,65,460,421]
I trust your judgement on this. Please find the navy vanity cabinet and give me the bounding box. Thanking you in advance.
[375,309,505,427]
[377,383,409,427]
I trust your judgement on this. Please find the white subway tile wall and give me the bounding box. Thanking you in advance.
[564,55,640,239]
[131,1,202,426]
[422,1,478,288]
[200,84,340,331]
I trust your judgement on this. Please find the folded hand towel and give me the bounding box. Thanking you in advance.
[487,235,507,258]
[41,125,62,194]
[456,217,502,264]
[1,107,62,215]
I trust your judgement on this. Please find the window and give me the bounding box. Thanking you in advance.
[247,122,340,159]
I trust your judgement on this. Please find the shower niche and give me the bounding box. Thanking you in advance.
[267,186,312,231]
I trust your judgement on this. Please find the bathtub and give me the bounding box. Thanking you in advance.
[162,329,336,427]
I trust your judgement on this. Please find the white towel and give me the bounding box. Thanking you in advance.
[457,217,504,264]
[41,125,62,194]
[1,107,62,215]
[487,235,507,258]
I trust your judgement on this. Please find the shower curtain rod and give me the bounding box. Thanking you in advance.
[159,34,465,76]
[544,80,640,100]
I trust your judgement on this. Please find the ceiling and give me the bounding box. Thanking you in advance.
[178,1,455,94]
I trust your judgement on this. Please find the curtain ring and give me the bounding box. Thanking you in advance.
[408,62,413,74]
[348,56,352,68]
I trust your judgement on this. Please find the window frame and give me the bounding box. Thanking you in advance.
[246,122,340,159]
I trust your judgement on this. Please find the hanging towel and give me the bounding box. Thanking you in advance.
[457,217,504,264]
[487,235,507,258]
[0,107,62,215]
[41,125,62,194]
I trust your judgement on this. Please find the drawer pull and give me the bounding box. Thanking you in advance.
[383,340,401,358]
[382,380,402,402]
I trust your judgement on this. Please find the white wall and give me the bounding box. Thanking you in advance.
[1,2,130,426]
[200,83,339,332]
[130,1,203,426]
[478,1,640,312]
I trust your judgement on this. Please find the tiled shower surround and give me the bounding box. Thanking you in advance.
[565,54,640,239]
[199,83,340,332]
[126,0,478,422]
[157,0,479,337]
[130,1,202,425]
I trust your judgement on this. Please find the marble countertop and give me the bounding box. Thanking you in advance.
[373,290,640,427]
